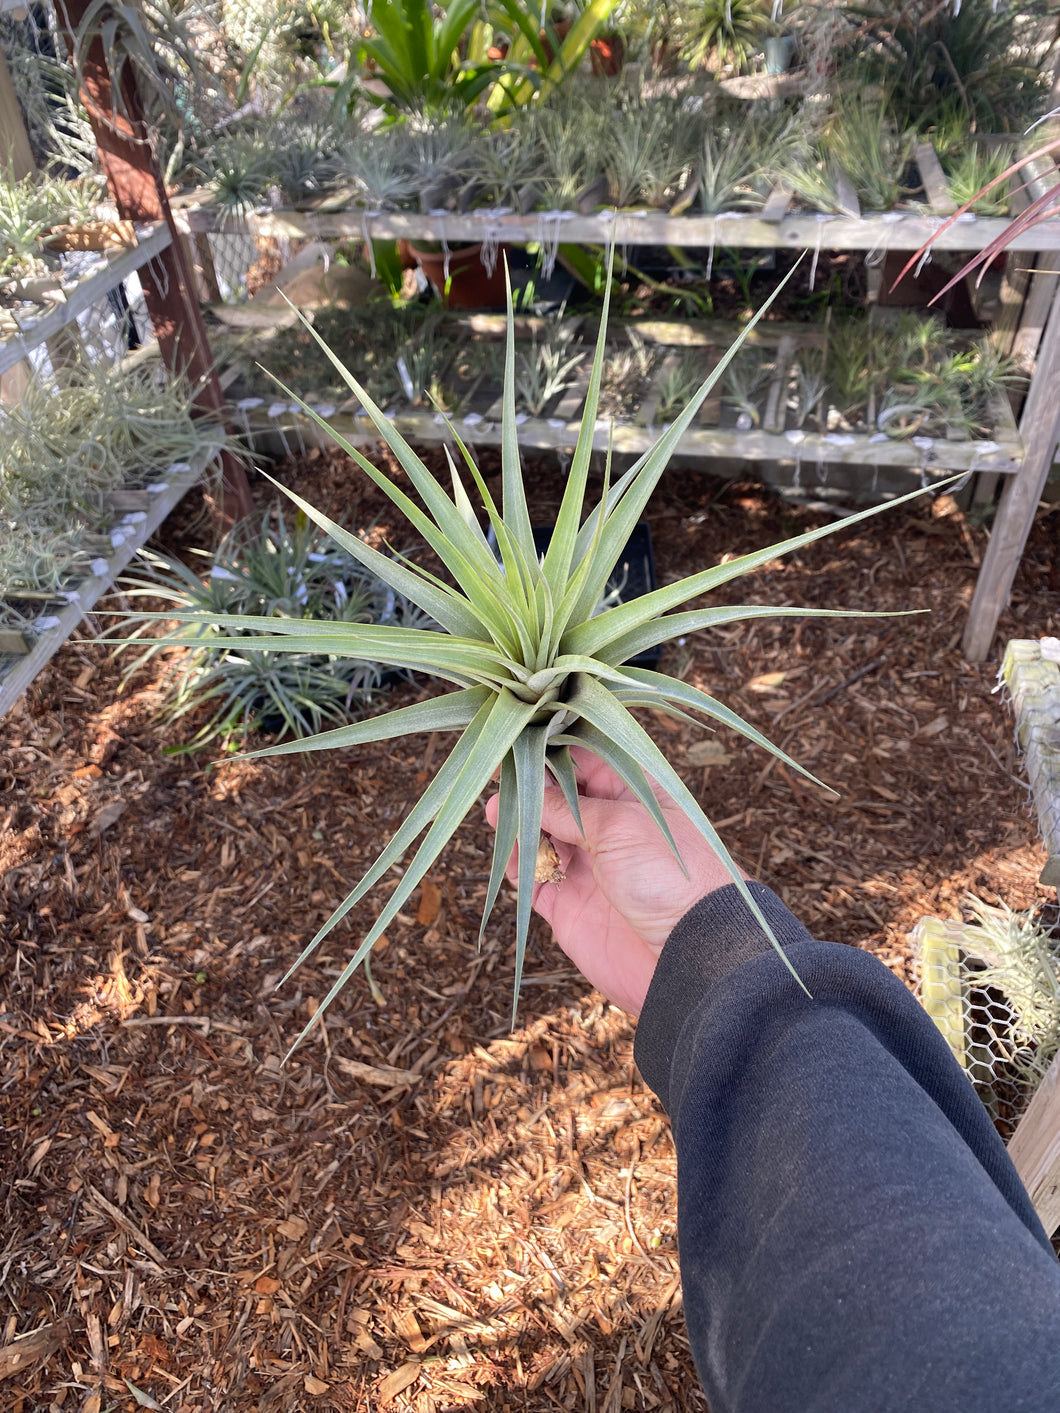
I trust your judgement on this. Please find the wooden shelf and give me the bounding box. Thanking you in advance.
[250,401,1021,479]
[174,201,1060,254]
[0,456,214,720]
[0,221,172,376]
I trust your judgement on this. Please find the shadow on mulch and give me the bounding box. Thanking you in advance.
[1,446,1057,1411]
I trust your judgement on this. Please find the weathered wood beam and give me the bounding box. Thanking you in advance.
[53,0,252,522]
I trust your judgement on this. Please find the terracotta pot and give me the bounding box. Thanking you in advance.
[537,18,571,67]
[589,33,625,76]
[408,242,509,309]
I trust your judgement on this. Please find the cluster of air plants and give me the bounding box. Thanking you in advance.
[822,312,1025,439]
[0,362,228,613]
[0,11,98,175]
[118,505,431,750]
[0,173,108,286]
[130,257,929,1041]
[229,301,468,410]
[781,95,911,214]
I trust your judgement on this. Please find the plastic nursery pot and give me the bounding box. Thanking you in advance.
[762,36,795,75]
[407,242,510,310]
[589,33,626,75]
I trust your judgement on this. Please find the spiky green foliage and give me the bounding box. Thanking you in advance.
[133,254,925,1047]
[119,506,430,750]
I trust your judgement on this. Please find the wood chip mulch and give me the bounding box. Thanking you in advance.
[2,444,1059,1413]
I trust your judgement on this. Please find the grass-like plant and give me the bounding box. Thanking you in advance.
[140,255,925,1044]
[119,506,429,749]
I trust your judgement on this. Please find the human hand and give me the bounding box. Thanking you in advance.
[484,747,748,1015]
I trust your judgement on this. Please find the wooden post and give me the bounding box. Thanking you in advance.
[53,0,253,523]
[1008,1048,1060,1238]
[963,278,1060,661]
[0,44,34,179]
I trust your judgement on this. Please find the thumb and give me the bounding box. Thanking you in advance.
[539,783,600,848]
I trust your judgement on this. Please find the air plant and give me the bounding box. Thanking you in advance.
[655,352,708,423]
[514,322,586,416]
[270,121,339,204]
[332,126,418,209]
[457,126,543,212]
[390,313,456,407]
[605,104,690,209]
[794,348,827,428]
[942,144,1014,216]
[826,320,871,420]
[129,253,926,1045]
[203,132,273,219]
[824,95,912,212]
[724,349,767,426]
[679,0,766,72]
[529,91,609,209]
[960,895,1060,1089]
[117,507,429,750]
[602,329,655,416]
[696,115,771,214]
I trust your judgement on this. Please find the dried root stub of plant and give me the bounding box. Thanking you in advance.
[126,249,934,1048]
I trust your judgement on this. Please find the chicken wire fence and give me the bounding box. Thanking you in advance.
[195,232,265,303]
[915,639,1060,1137]
[916,900,1060,1137]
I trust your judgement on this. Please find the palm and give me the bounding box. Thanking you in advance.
[488,749,740,1015]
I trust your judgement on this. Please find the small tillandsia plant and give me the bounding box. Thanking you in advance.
[137,250,929,1050]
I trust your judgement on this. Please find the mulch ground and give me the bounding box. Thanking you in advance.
[2,443,1059,1413]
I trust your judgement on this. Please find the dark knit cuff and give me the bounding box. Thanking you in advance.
[634,882,814,1108]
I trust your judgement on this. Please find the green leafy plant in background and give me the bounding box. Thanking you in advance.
[136,253,927,1046]
[119,506,432,750]
[679,0,766,72]
[485,0,615,113]
[342,0,509,113]
[846,0,1050,136]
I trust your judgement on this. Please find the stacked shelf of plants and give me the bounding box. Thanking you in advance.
[0,0,253,713]
[0,173,230,710]
[170,0,1058,502]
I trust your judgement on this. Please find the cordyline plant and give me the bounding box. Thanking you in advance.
[141,253,926,1048]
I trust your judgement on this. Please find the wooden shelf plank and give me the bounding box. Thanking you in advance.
[176,203,1060,253]
[914,144,957,216]
[0,456,213,720]
[0,221,172,376]
[1008,1048,1060,1237]
[267,403,1021,475]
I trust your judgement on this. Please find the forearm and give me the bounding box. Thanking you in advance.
[635,884,1060,1413]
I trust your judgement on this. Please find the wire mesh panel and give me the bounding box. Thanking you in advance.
[915,895,1060,1136]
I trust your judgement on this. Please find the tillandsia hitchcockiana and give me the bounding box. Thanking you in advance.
[136,250,931,1050]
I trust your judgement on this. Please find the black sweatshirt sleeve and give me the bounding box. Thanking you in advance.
[633,883,1060,1413]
